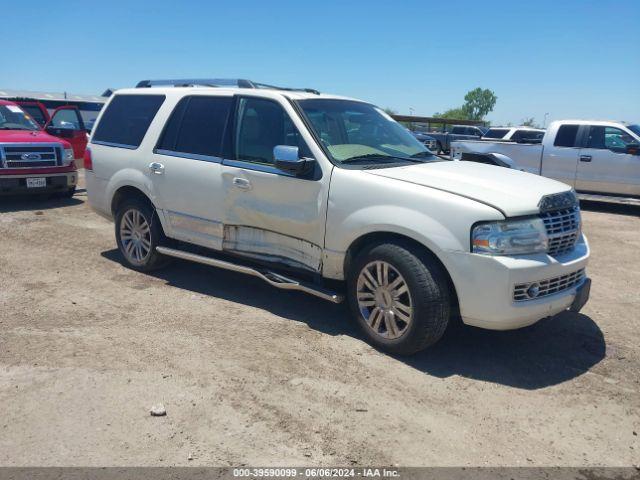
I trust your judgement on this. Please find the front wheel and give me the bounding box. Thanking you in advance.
[347,242,451,355]
[115,199,170,272]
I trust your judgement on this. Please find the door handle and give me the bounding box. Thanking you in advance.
[579,155,592,162]
[149,162,165,174]
[232,177,251,190]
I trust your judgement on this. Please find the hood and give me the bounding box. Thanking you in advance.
[367,161,571,217]
[0,129,70,148]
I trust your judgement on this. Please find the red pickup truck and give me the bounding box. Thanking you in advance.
[0,100,78,197]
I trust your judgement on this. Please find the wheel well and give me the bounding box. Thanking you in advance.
[111,186,155,216]
[344,232,460,314]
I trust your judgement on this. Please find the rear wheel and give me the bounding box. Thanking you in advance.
[436,141,444,155]
[115,198,170,271]
[348,242,451,355]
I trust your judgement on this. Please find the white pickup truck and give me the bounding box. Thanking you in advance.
[86,79,590,355]
[451,120,640,199]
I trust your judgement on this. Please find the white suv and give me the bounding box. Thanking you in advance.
[86,79,590,355]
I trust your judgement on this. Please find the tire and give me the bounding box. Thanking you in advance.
[436,142,444,155]
[347,242,451,355]
[114,198,170,272]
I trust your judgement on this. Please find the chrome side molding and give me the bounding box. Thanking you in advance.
[156,246,344,304]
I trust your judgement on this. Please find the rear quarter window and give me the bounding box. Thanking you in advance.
[92,94,165,148]
[554,125,580,147]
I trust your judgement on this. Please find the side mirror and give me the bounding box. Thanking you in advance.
[626,144,640,155]
[46,126,76,138]
[273,145,315,175]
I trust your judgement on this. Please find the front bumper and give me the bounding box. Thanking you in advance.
[446,234,590,330]
[0,171,77,195]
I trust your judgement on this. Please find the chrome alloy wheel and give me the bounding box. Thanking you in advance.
[356,261,413,340]
[120,209,152,265]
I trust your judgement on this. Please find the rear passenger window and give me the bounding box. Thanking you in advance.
[93,94,165,148]
[554,125,580,147]
[156,96,233,158]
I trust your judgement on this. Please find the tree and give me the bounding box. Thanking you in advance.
[462,88,497,121]
[433,107,469,120]
[383,107,397,116]
[521,117,540,128]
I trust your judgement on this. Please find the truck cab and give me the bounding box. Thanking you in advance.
[541,120,640,197]
[0,100,78,197]
[12,100,88,162]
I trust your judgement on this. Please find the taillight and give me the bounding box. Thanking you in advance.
[83,148,93,170]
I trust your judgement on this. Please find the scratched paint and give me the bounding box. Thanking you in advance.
[223,225,322,272]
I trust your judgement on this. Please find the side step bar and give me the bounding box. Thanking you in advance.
[156,246,344,304]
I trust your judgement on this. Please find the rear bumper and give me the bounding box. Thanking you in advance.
[0,171,77,195]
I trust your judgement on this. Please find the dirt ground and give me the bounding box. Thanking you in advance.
[0,173,638,467]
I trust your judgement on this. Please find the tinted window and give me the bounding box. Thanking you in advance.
[484,128,510,139]
[554,124,580,147]
[451,126,465,134]
[587,125,639,153]
[157,96,233,157]
[21,105,47,126]
[93,94,165,148]
[235,97,307,165]
[512,130,544,143]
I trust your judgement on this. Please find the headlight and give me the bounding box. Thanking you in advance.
[472,218,548,255]
[64,148,74,165]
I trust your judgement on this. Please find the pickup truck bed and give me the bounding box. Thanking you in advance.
[451,120,640,200]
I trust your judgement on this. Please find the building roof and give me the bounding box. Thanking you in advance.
[0,88,108,104]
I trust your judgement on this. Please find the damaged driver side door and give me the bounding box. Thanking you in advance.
[220,96,329,273]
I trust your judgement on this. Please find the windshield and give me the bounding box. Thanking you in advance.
[0,104,40,131]
[297,99,437,165]
[627,124,640,138]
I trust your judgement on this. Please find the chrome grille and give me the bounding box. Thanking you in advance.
[540,206,581,257]
[0,144,62,168]
[514,268,585,301]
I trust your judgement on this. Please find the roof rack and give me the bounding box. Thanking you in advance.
[135,78,320,95]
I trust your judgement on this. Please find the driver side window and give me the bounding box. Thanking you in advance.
[235,97,309,165]
[587,126,637,153]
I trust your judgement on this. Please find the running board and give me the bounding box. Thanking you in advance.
[156,246,344,304]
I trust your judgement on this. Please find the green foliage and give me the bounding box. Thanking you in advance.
[521,117,540,128]
[383,107,397,116]
[462,88,497,121]
[433,107,469,120]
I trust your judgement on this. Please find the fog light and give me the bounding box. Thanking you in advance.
[526,283,540,299]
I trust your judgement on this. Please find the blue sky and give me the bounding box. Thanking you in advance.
[3,0,638,125]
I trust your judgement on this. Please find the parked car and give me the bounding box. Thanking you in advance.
[451,120,640,198]
[0,100,78,197]
[410,131,438,151]
[86,80,590,355]
[427,125,488,154]
[482,126,545,143]
[12,100,88,162]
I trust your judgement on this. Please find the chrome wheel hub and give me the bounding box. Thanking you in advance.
[120,209,151,264]
[356,261,413,340]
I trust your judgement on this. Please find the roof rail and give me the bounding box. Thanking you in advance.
[135,78,319,94]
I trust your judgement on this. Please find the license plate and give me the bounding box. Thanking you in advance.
[26,177,47,188]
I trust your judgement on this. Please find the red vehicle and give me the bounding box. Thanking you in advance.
[0,100,78,197]
[13,100,88,161]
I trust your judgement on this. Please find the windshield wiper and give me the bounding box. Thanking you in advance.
[0,126,33,131]
[341,154,397,163]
